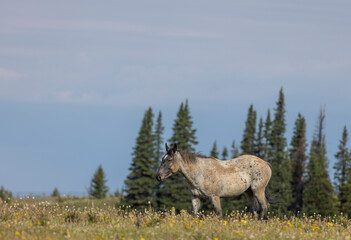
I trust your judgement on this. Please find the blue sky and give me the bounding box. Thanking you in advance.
[1,1,351,195]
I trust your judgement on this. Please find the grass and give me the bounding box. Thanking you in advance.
[0,197,351,240]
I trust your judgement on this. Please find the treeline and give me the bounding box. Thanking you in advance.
[123,88,351,217]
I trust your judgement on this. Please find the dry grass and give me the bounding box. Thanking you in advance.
[0,197,350,240]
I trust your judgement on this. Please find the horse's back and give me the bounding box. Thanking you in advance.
[224,155,272,184]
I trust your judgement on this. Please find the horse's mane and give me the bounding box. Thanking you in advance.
[179,150,214,164]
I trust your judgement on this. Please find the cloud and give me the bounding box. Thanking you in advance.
[0,17,221,40]
[0,68,23,80]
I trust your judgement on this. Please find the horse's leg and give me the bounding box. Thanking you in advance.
[191,196,201,216]
[244,188,258,218]
[210,196,222,217]
[252,188,268,219]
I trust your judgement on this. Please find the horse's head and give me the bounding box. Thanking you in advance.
[156,143,180,182]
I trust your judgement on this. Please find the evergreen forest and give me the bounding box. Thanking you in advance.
[123,88,351,217]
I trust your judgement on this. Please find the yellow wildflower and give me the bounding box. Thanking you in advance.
[37,221,41,225]
[327,222,334,227]
[16,231,20,236]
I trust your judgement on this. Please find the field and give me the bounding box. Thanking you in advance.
[0,197,350,240]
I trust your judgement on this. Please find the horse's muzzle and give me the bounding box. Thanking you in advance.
[156,174,163,182]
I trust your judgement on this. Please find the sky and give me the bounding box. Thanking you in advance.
[0,1,351,196]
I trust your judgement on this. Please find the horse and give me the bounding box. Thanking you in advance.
[156,143,272,219]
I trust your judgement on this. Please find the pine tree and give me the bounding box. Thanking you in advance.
[268,88,292,214]
[0,185,13,203]
[333,126,351,215]
[289,113,307,215]
[154,111,165,169]
[303,107,336,216]
[222,147,228,160]
[88,165,109,199]
[231,141,240,158]
[263,109,273,160]
[51,187,60,198]
[241,104,257,154]
[123,108,157,209]
[210,141,219,159]
[153,111,165,208]
[157,100,198,212]
[255,117,264,158]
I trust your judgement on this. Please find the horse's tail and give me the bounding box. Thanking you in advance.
[264,162,280,207]
[264,186,280,208]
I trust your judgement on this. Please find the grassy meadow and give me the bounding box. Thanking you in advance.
[0,197,350,240]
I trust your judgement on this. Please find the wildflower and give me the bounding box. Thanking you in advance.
[21,237,26,240]
[327,222,334,227]
[141,238,145,240]
[16,231,20,236]
[214,238,219,240]
[241,219,247,224]
[37,221,41,225]
[223,221,228,226]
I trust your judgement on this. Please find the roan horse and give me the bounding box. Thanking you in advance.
[156,143,272,219]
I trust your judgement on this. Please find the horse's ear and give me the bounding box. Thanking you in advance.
[165,143,170,152]
[173,143,177,152]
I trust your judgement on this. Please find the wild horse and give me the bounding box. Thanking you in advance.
[156,143,272,219]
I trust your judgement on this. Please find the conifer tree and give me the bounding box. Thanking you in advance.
[0,185,13,203]
[333,126,351,215]
[153,111,165,208]
[210,141,219,159]
[222,146,228,160]
[268,88,292,213]
[231,141,240,158]
[289,113,307,215]
[88,165,109,199]
[154,111,165,168]
[241,104,257,155]
[255,117,264,158]
[123,108,157,208]
[157,100,198,212]
[263,109,273,160]
[51,187,60,198]
[303,107,336,216]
